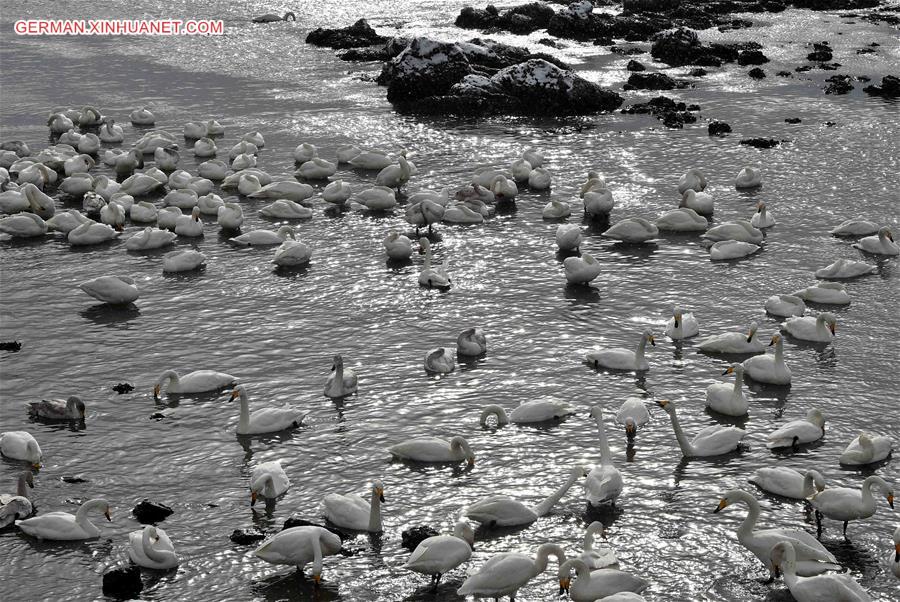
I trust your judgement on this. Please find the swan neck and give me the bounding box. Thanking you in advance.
[594,412,612,462]
[76,499,105,524]
[532,470,580,517]
[774,338,783,364]
[667,408,695,456]
[732,371,743,395]
[369,489,382,532]
[141,528,168,563]
[534,543,566,574]
[479,405,509,426]
[238,388,250,430]
[635,336,647,362]
[735,493,759,540]
[311,531,324,576]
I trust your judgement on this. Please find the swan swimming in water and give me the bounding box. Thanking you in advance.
[564,253,602,285]
[249,460,291,505]
[174,206,204,237]
[656,400,745,457]
[322,480,384,532]
[272,239,312,267]
[680,189,714,216]
[354,186,397,210]
[830,218,879,237]
[578,522,618,569]
[542,200,571,219]
[734,166,763,189]
[254,526,342,584]
[655,207,707,232]
[748,467,826,500]
[28,396,86,420]
[479,399,574,425]
[163,249,206,272]
[697,322,766,354]
[79,276,139,305]
[457,327,486,356]
[766,408,825,449]
[230,385,306,436]
[128,526,179,569]
[424,347,455,373]
[585,407,623,507]
[781,312,836,343]
[154,369,236,397]
[404,521,474,589]
[558,559,649,601]
[17,499,110,541]
[764,294,805,317]
[742,335,791,385]
[383,231,412,259]
[0,213,47,238]
[585,330,655,372]
[457,542,566,600]
[709,240,760,260]
[324,354,357,397]
[665,308,699,339]
[792,282,850,305]
[815,258,876,279]
[231,225,294,246]
[0,431,42,467]
[750,201,776,228]
[677,168,707,194]
[853,226,898,255]
[387,436,475,465]
[839,433,892,466]
[295,157,337,180]
[602,218,658,243]
[705,365,748,416]
[615,398,650,441]
[770,542,870,602]
[702,220,763,244]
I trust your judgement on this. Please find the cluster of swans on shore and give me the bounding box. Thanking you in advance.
[1,108,899,601]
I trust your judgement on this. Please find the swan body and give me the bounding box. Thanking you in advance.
[472,168,506,189]
[63,153,95,176]
[79,276,138,304]
[241,131,265,148]
[771,542,870,602]
[558,560,649,602]
[237,174,261,196]
[564,253,603,285]
[750,201,776,228]
[60,173,95,198]
[766,408,825,449]
[657,400,745,457]
[580,522,618,569]
[0,431,42,466]
[250,181,314,202]
[0,189,27,214]
[665,309,699,339]
[375,153,411,189]
[702,220,763,244]
[255,526,341,581]
[556,223,583,251]
[323,180,353,204]
[194,138,218,158]
[697,322,766,354]
[830,219,879,237]
[442,203,483,224]
[0,497,33,529]
[854,226,898,255]
[383,231,412,259]
[355,186,396,210]
[324,354,357,397]
[163,249,205,272]
[129,107,155,125]
[230,386,306,436]
[765,294,806,317]
[154,369,236,397]
[839,433,893,466]
[28,396,86,420]
[677,168,707,194]
[197,193,224,215]
[46,210,90,234]
[680,189,714,216]
[231,225,294,246]
[586,330,655,372]
[528,167,552,190]
[222,169,272,189]
[259,199,311,220]
[293,143,319,162]
[491,175,518,202]
[322,480,384,532]
[792,282,851,305]
[615,398,650,439]
[810,476,894,537]
[466,465,585,527]
[217,202,244,230]
[2,472,34,506]
[99,201,126,229]
[157,207,183,230]
[154,147,180,171]
[174,206,203,237]
[748,467,826,500]
[712,490,840,578]
[295,158,337,180]
[510,159,532,182]
[455,183,494,204]
[0,213,47,237]
[120,173,164,196]
[418,237,450,288]
[77,106,103,126]
[655,207,707,231]
[424,347,455,373]
[542,200,571,219]
[705,365,748,416]
[480,399,574,425]
[231,153,256,170]
[782,313,836,342]
[388,436,474,465]
[457,327,486,356]
[523,149,544,168]
[183,121,208,139]
[710,240,760,260]
[742,335,791,385]
[890,526,900,579]
[586,407,623,507]
[272,240,312,267]
[815,258,876,279]
[404,521,473,585]
[48,112,75,133]
[735,166,762,189]
[128,526,179,569]
[249,460,291,504]
[349,149,393,170]
[17,499,111,540]
[603,218,658,243]
[584,187,614,218]
[458,543,566,600]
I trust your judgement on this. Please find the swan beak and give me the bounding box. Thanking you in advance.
[894,543,899,562]
[722,366,735,375]
[153,384,161,398]
[829,323,836,335]
[251,491,258,506]
[746,331,753,342]
[888,493,894,509]
[559,578,570,594]
[104,509,112,521]
[377,488,385,503]
[769,335,779,346]
[32,463,42,470]
[713,499,728,513]
[312,574,321,587]
[625,423,636,436]
[468,458,476,467]
[229,390,239,401]
[674,317,680,328]
[772,563,781,578]
[655,400,668,409]
[649,335,656,346]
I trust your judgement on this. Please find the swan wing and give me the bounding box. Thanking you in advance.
[458,553,534,596]
[585,464,623,505]
[466,495,535,526]
[692,425,745,455]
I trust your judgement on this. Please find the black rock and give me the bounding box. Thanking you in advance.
[230,527,270,545]
[687,103,701,111]
[740,137,782,148]
[650,28,722,67]
[61,476,88,483]
[776,70,792,77]
[306,19,387,50]
[689,67,707,77]
[102,565,142,599]
[0,341,21,351]
[538,38,558,48]
[856,47,876,54]
[626,60,646,72]
[594,36,614,46]
[737,49,769,65]
[611,46,646,56]
[401,525,439,550]
[795,65,812,72]
[626,72,677,90]
[824,121,836,126]
[112,383,134,394]
[807,42,833,62]
[748,67,766,79]
[824,74,853,94]
[708,120,732,136]
[863,75,900,97]
[662,110,697,128]
[282,516,346,541]
[132,499,173,524]
[785,117,802,123]
[793,0,879,9]
[455,6,499,29]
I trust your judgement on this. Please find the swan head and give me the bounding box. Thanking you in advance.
[672,308,684,327]
[284,11,297,21]
[878,226,894,241]
[331,355,343,371]
[769,541,794,577]
[768,334,781,346]
[67,396,87,419]
[655,399,674,413]
[722,364,743,377]
[418,237,430,253]
[818,312,837,334]
[756,201,766,213]
[450,436,476,465]
[371,479,385,502]
[746,322,759,342]
[453,520,475,546]
[589,405,603,421]
[806,408,825,430]
[643,329,656,346]
[229,385,246,401]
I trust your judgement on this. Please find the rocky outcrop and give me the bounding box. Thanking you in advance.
[455,2,555,34]
[824,74,853,94]
[625,72,678,90]
[132,499,173,523]
[306,19,387,49]
[807,42,833,62]
[737,49,769,65]
[708,120,732,136]
[748,67,766,79]
[622,96,700,128]
[626,60,646,72]
[863,75,900,97]
[650,28,722,67]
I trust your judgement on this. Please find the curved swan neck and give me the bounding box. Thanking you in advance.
[733,492,760,539]
[635,335,648,363]
[17,473,30,497]
[76,499,107,524]
[802,470,825,496]
[141,527,169,563]
[666,406,695,456]
[159,370,179,388]
[592,410,612,462]
[252,473,273,496]
[534,543,566,574]
[584,522,603,550]
[862,476,889,504]
[310,530,325,576]
[532,469,581,517]
[479,405,509,426]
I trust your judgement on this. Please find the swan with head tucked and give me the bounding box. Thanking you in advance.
[79,276,139,305]
[830,219,879,237]
[583,185,614,218]
[528,167,552,190]
[586,407,623,507]
[0,213,47,238]
[442,202,484,224]
[782,312,836,343]
[349,149,393,170]
[260,199,312,220]
[697,322,766,354]
[254,526,342,585]
[217,202,244,230]
[249,460,290,506]
[677,168,707,194]
[491,174,518,203]
[839,433,893,466]
[457,327,486,356]
[742,335,791,385]
[703,221,763,244]
[354,185,397,210]
[510,159,532,182]
[324,354,357,397]
[272,239,312,267]
[0,431,42,467]
[712,490,840,578]
[424,347,455,373]
[766,408,825,449]
[680,189,714,215]
[579,522,618,569]
[418,237,451,289]
[542,200,571,219]
[615,398,650,441]
[656,400,745,457]
[735,166,763,189]
[323,480,384,532]
[128,526,179,569]
[556,223,583,251]
[564,253,602,285]
[853,226,898,255]
[458,543,566,600]
[404,520,473,589]
[480,399,574,426]
[194,138,218,158]
[750,201,776,228]
[174,206,203,237]
[585,330,655,372]
[383,231,412,259]
[197,193,224,215]
[387,436,475,465]
[163,249,206,272]
[665,308,699,339]
[230,385,306,436]
[465,465,585,527]
[705,365,748,416]
[295,157,337,180]
[603,218,658,243]
[770,542,870,602]
[810,476,894,537]
[792,282,851,305]
[28,396,86,420]
[765,294,806,317]
[126,227,176,251]
[17,499,111,540]
[655,207,707,232]
[250,181,314,202]
[231,225,294,246]
[154,369,236,397]
[558,559,649,602]
[0,497,33,529]
[815,258,876,279]
[129,107,155,125]
[748,467,826,500]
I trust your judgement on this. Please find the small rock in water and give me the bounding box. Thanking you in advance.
[689,68,707,77]
[824,74,853,94]
[283,515,347,541]
[740,137,782,149]
[708,120,732,136]
[149,408,175,420]
[112,383,134,394]
[230,527,270,545]
[625,72,677,90]
[748,67,766,79]
[824,121,836,127]
[60,476,89,484]
[776,70,792,77]
[626,59,645,72]
[132,499,173,524]
[737,49,769,65]
[401,525,439,550]
[863,75,900,97]
[305,18,387,49]
[0,341,22,352]
[807,42,833,62]
[102,564,142,599]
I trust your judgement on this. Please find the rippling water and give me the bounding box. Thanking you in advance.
[1,1,899,600]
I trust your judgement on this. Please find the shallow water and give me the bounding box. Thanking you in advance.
[1,1,899,601]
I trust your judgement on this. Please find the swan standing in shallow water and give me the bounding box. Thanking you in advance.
[705,365,748,416]
[457,327,487,356]
[418,237,450,289]
[323,480,384,532]
[324,354,357,397]
[564,252,602,285]
[249,460,291,505]
[388,436,475,465]
[254,526,342,583]
[766,408,825,450]
[815,258,876,279]
[17,499,111,540]
[839,433,893,466]
[128,526,179,569]
[713,490,841,578]
[404,521,473,589]
[424,347,455,373]
[558,559,649,601]
[782,312,836,343]
[809,476,894,537]
[742,335,791,385]
[748,467,825,500]
[586,407,623,507]
[697,322,765,354]
[579,522,618,569]
[853,226,898,255]
[230,385,306,436]
[770,542,871,602]
[465,465,585,527]
[28,396,85,420]
[765,294,805,317]
[585,330,655,372]
[0,431,42,466]
[154,369,236,397]
[656,400,745,457]
[79,276,139,305]
[480,399,574,425]
[458,543,566,600]
[665,308,699,339]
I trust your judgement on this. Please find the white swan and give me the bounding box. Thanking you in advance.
[77,106,103,126]
[295,158,337,180]
[839,433,892,466]
[120,173,163,196]
[602,218,658,243]
[324,354,357,397]
[815,258,876,279]
[48,112,75,134]
[250,181,314,202]
[583,180,614,218]
[457,327,487,356]
[99,201,126,230]
[585,329,655,372]
[0,213,47,237]
[556,223,583,251]
[792,282,851,305]
[680,189,714,216]
[129,108,155,125]
[231,225,294,246]
[742,335,791,385]
[442,202,483,224]
[735,166,763,189]
[230,385,306,436]
[480,399,574,425]
[782,313,836,342]
[1,471,33,507]
[0,431,42,466]
[255,526,342,584]
[355,185,397,210]
[748,467,826,500]
[293,143,319,162]
[194,138,218,158]
[655,207,707,231]
[349,149,394,170]
[890,525,900,579]
[375,152,411,189]
[17,499,111,540]
[322,180,352,205]
[79,276,139,305]
[854,226,898,255]
[249,460,291,505]
[217,202,244,230]
[458,543,566,600]
[465,465,585,527]
[272,239,312,267]
[491,174,518,203]
[830,219,879,237]
[528,167,552,190]
[558,559,649,602]
[697,322,766,354]
[128,526,179,569]
[710,240,760,260]
[260,199,312,220]
[63,154,94,176]
[241,131,265,148]
[163,248,206,272]
[713,490,840,577]
[810,476,894,538]
[154,147,180,171]
[750,201,776,228]
[770,542,870,602]
[183,121,208,139]
[766,408,825,449]
[59,173,95,198]
[197,193,224,215]
[656,400,745,457]
[381,231,412,259]
[510,159,532,182]
[702,220,763,244]
[155,207,180,229]
[705,365,748,416]
[564,253,603,285]
[665,308,699,339]
[387,436,475,465]
[418,237,451,289]
[404,521,473,588]
[615,398,650,441]
[237,174,261,196]
[765,294,806,317]
[579,522,618,569]
[542,200,571,219]
[154,369,236,397]
[677,168,707,194]
[0,497,33,529]
[424,347,455,373]
[523,148,544,168]
[322,480,384,532]
[586,407,623,507]
[232,153,256,170]
[174,206,203,237]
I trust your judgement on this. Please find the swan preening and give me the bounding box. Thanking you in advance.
[839,433,893,466]
[79,276,139,305]
[249,460,291,505]
[0,431,42,467]
[457,542,566,600]
[128,526,179,569]
[579,522,618,569]
[457,327,487,356]
[564,252,603,285]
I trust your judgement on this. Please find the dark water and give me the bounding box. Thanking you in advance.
[1,2,899,600]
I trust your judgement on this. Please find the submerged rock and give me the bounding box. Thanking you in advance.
[626,59,646,72]
[625,72,678,90]
[650,28,722,67]
[112,383,134,394]
[102,564,142,599]
[306,19,387,49]
[622,96,699,128]
[785,117,802,123]
[689,67,708,77]
[132,499,173,523]
[401,525,439,550]
[748,67,766,79]
[824,74,853,94]
[863,75,900,97]
[740,137,782,148]
[708,120,732,136]
[0,341,22,351]
[230,527,270,545]
[807,42,833,62]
